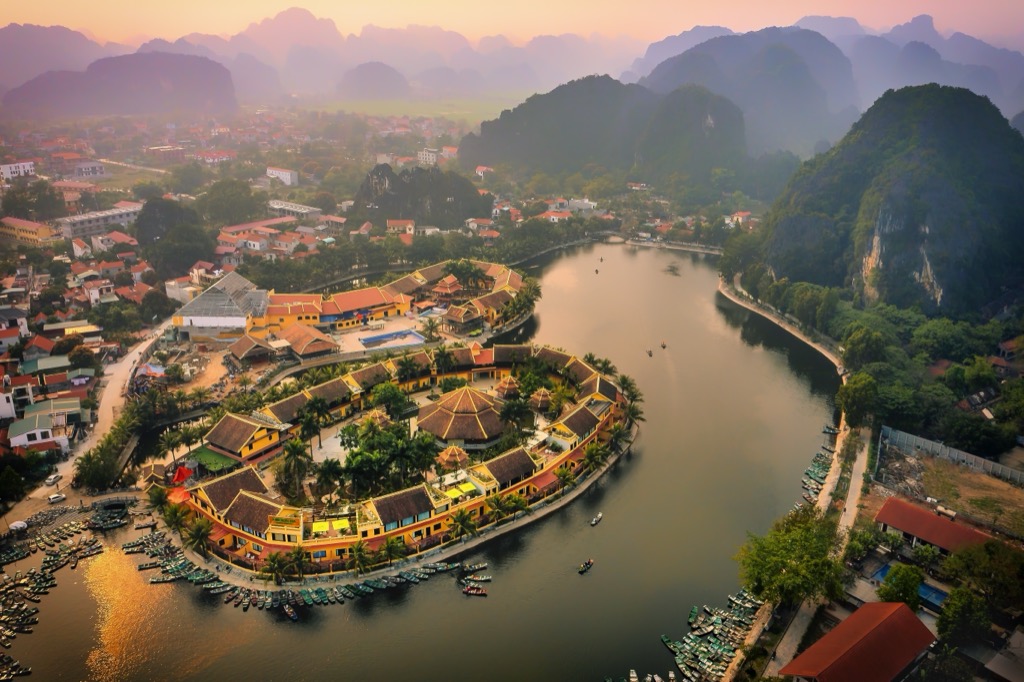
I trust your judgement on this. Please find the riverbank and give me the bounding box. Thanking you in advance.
[716,275,872,681]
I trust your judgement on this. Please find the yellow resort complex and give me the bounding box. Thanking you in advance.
[174,342,627,574]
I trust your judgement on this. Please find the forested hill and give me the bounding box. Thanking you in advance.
[353,164,493,228]
[758,84,1024,315]
[457,75,747,188]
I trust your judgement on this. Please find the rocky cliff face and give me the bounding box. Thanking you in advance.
[762,84,1024,314]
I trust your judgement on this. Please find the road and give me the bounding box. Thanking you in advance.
[97,158,169,175]
[22,319,174,504]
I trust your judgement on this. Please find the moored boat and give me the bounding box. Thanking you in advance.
[462,585,487,596]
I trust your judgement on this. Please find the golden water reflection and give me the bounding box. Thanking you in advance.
[83,549,253,681]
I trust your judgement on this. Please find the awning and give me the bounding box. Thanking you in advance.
[532,469,559,490]
[311,521,329,533]
[458,482,476,494]
[331,519,350,531]
[445,488,462,500]
[209,525,230,541]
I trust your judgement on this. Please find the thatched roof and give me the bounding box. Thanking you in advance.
[417,386,505,443]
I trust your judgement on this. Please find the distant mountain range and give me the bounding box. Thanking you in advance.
[2,9,1023,156]
[1,53,237,118]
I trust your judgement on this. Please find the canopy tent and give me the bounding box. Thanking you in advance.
[331,519,350,531]
[445,488,461,500]
[9,520,27,531]
[311,521,330,533]
[458,482,477,494]
[171,466,192,484]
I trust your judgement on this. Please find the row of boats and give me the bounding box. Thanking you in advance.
[658,589,764,681]
[129,531,492,609]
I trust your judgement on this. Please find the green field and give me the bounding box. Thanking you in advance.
[94,165,169,193]
[309,94,532,125]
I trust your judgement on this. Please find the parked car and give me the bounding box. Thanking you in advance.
[45,474,62,486]
[47,493,66,504]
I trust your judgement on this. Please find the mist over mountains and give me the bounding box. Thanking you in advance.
[2,7,1023,155]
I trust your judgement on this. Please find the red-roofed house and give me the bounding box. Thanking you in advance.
[875,497,991,555]
[779,602,934,682]
[538,211,572,223]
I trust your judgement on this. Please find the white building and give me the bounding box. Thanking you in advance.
[266,167,299,186]
[0,161,36,182]
[74,161,106,178]
[57,204,143,240]
[267,200,322,221]
[8,414,70,453]
[417,148,439,165]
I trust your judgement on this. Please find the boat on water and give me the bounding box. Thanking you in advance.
[591,512,603,526]
[462,562,487,572]
[661,341,667,349]
[462,585,487,596]
[465,574,491,582]
[282,603,298,621]
[629,671,639,682]
[647,349,653,357]
[822,424,839,435]
[578,559,595,575]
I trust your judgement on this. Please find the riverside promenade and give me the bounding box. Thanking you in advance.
[716,276,870,681]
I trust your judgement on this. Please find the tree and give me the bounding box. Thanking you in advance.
[261,551,290,585]
[170,161,207,194]
[196,178,265,226]
[914,645,974,682]
[605,423,629,453]
[937,587,990,646]
[134,197,201,245]
[348,539,373,576]
[183,516,213,559]
[836,371,877,428]
[162,503,190,538]
[876,562,924,611]
[485,494,509,524]
[310,191,337,215]
[447,507,478,543]
[912,543,940,569]
[378,535,406,565]
[842,326,887,370]
[433,345,455,375]
[623,402,646,428]
[394,353,424,384]
[942,541,1024,610]
[554,466,576,495]
[0,466,24,501]
[281,438,314,500]
[505,493,531,521]
[734,505,845,605]
[371,381,411,420]
[158,429,182,469]
[147,485,169,512]
[68,345,96,370]
[288,544,308,580]
[581,440,610,474]
[315,458,344,503]
[420,318,441,342]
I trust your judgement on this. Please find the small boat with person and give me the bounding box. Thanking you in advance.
[282,603,298,621]
[578,558,595,575]
[591,512,603,526]
[462,585,487,596]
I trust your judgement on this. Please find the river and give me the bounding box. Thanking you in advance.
[10,243,839,681]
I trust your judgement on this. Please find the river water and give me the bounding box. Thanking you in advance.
[11,243,839,681]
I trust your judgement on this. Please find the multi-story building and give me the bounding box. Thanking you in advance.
[417,148,439,165]
[0,161,36,181]
[56,203,143,240]
[0,217,61,247]
[266,167,299,186]
[267,200,321,221]
[73,161,106,178]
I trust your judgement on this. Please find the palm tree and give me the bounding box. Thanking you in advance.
[315,458,344,504]
[433,345,455,376]
[605,423,628,453]
[485,494,509,525]
[582,441,610,474]
[554,466,576,497]
[158,429,182,468]
[617,374,643,404]
[378,535,406,565]
[623,402,646,428]
[447,507,478,543]
[593,358,617,376]
[162,503,190,538]
[237,374,253,393]
[499,397,532,429]
[348,539,373,576]
[281,438,314,500]
[261,551,290,585]
[420,318,441,342]
[288,544,307,580]
[147,485,169,512]
[549,383,576,417]
[305,396,332,428]
[189,386,212,410]
[395,353,422,385]
[183,516,213,559]
[299,412,320,451]
[519,277,542,308]
[505,493,531,521]
[179,424,202,455]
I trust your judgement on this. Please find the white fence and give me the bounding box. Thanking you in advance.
[879,425,1024,486]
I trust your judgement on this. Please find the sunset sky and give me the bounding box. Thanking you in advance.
[5,0,1023,47]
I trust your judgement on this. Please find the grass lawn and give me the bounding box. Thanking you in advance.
[95,166,169,193]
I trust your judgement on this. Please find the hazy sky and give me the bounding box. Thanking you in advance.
[5,0,1023,46]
